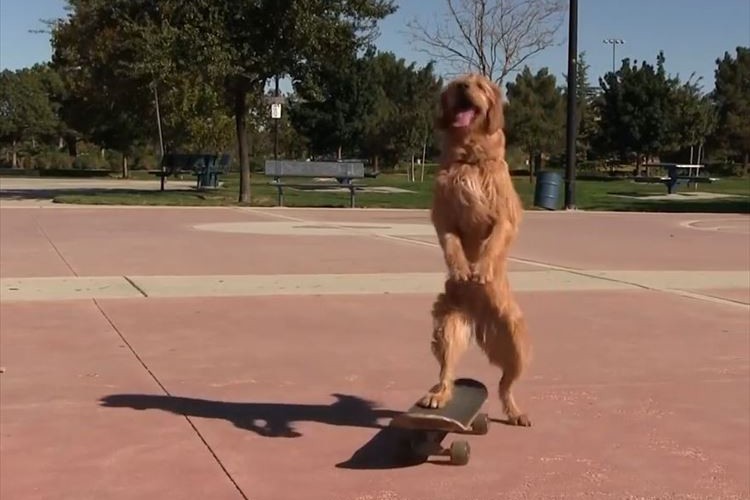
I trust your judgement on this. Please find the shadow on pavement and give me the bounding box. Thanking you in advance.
[100,392,399,438]
[102,392,433,469]
[0,188,195,202]
[604,192,750,213]
[335,426,430,469]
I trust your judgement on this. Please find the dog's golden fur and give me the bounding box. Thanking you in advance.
[421,73,532,427]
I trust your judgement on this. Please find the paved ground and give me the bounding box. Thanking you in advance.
[1,202,749,500]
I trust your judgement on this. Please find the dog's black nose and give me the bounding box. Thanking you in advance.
[458,81,470,90]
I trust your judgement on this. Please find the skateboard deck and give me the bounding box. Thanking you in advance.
[390,378,489,433]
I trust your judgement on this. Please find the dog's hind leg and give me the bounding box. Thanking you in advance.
[420,294,471,409]
[478,302,532,427]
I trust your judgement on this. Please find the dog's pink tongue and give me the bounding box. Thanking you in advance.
[453,109,475,127]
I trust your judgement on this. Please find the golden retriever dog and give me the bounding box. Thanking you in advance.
[420,73,531,427]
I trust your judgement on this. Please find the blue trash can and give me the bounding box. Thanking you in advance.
[533,171,562,210]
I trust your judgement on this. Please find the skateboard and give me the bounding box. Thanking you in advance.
[389,378,490,465]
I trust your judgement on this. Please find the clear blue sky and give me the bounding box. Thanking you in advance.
[2,0,749,94]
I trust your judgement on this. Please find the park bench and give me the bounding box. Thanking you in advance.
[152,153,231,191]
[633,163,718,194]
[264,159,365,207]
[193,153,231,190]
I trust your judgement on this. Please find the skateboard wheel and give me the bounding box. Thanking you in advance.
[450,440,471,465]
[471,412,490,435]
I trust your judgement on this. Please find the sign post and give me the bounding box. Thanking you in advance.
[271,75,281,160]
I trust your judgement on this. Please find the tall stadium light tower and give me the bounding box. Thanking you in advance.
[603,38,625,72]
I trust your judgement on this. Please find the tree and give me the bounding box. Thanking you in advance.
[289,48,442,172]
[50,0,167,177]
[158,77,235,153]
[289,48,375,160]
[50,0,396,194]
[0,65,61,167]
[670,78,717,164]
[595,52,682,172]
[504,66,565,180]
[567,51,599,161]
[407,0,567,86]
[712,46,750,174]
[402,59,444,180]
[169,0,397,203]
[358,51,442,173]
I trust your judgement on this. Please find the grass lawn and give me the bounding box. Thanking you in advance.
[45,170,750,213]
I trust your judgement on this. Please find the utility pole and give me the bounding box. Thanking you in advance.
[603,38,625,73]
[564,0,578,210]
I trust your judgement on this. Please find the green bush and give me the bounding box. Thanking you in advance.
[72,154,109,170]
[31,151,74,169]
[704,162,748,177]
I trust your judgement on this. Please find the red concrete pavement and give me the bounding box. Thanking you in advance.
[2,291,748,500]
[0,301,242,500]
[1,207,748,277]
[1,206,748,500]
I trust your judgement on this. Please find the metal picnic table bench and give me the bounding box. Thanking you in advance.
[264,159,366,207]
[152,153,231,191]
[633,163,719,194]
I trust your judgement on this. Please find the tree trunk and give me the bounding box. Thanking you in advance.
[744,151,749,177]
[528,151,534,183]
[12,140,18,168]
[374,156,380,172]
[234,87,250,204]
[410,154,415,182]
[66,135,78,157]
[121,154,129,179]
[534,152,543,173]
[337,145,342,161]
[635,152,642,176]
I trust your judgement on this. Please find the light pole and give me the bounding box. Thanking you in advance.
[602,38,625,73]
[564,0,578,210]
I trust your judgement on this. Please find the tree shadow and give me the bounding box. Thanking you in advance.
[0,187,197,202]
[597,192,750,214]
[100,392,399,438]
[606,190,660,198]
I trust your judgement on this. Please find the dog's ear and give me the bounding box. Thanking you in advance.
[485,81,504,134]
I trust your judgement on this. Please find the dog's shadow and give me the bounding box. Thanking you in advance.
[100,392,399,438]
[101,392,436,469]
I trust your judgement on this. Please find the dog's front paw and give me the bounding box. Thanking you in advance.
[449,264,472,282]
[419,389,452,409]
[470,262,493,284]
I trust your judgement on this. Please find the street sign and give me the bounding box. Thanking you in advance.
[271,103,282,119]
